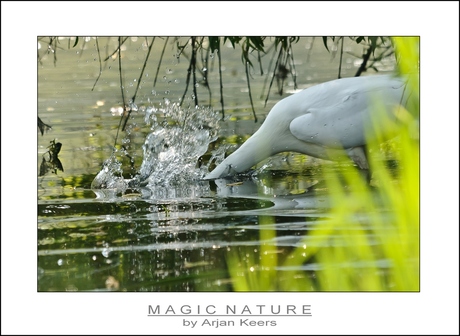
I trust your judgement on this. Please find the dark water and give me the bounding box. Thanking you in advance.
[37,37,404,292]
[38,168,340,292]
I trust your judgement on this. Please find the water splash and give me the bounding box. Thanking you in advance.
[92,101,223,199]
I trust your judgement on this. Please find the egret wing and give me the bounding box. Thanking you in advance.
[290,79,406,149]
[290,92,369,149]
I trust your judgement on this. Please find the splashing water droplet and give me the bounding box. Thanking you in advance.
[102,248,110,258]
[92,101,222,200]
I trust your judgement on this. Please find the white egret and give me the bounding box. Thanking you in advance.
[204,74,410,180]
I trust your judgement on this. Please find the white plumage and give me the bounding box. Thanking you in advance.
[204,75,409,180]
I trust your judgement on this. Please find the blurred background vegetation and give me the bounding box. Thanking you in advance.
[38,36,396,131]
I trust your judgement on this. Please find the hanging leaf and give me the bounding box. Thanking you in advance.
[248,37,265,52]
[355,36,365,44]
[38,117,51,136]
[322,36,330,52]
[209,36,220,53]
[72,37,79,48]
[224,36,242,48]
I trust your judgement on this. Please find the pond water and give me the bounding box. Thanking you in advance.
[37,36,414,292]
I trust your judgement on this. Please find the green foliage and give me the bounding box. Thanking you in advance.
[39,139,64,176]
